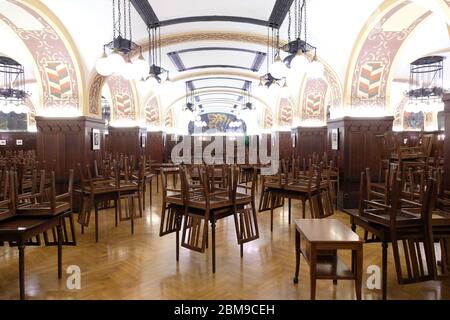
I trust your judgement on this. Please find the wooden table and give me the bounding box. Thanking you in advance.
[343,208,450,299]
[342,209,390,299]
[0,214,66,300]
[293,218,363,300]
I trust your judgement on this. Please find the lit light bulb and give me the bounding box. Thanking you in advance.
[121,57,136,80]
[133,53,150,79]
[95,52,112,76]
[290,53,309,72]
[308,60,324,79]
[107,51,125,74]
[270,54,287,79]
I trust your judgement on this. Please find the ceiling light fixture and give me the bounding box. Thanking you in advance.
[0,56,30,114]
[145,25,169,86]
[282,0,323,78]
[259,26,288,90]
[95,0,148,79]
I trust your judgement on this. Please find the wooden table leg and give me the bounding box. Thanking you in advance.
[355,247,363,300]
[293,229,301,283]
[94,200,99,243]
[18,242,25,300]
[211,217,216,274]
[176,214,181,262]
[382,241,388,300]
[149,178,153,212]
[288,198,291,225]
[57,223,63,279]
[270,193,274,232]
[310,245,317,300]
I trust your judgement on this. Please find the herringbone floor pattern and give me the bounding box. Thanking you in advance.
[0,180,449,300]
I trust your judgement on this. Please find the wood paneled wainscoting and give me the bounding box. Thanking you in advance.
[36,116,107,209]
[0,131,37,152]
[276,131,293,160]
[146,131,164,163]
[107,126,146,161]
[444,93,450,190]
[327,117,394,209]
[291,126,327,159]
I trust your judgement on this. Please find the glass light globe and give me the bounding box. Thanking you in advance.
[290,54,309,72]
[95,52,112,76]
[107,51,125,74]
[270,55,287,79]
[133,55,149,79]
[121,59,136,80]
[308,60,325,79]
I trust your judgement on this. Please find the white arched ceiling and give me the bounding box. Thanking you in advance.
[1,0,448,131]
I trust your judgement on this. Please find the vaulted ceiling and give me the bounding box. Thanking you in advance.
[1,0,449,132]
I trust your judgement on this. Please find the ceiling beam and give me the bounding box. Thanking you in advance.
[131,0,294,29]
[160,16,267,27]
[268,0,295,28]
[130,0,160,26]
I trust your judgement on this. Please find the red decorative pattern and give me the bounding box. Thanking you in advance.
[278,98,293,127]
[106,75,136,120]
[116,94,132,115]
[302,78,328,121]
[45,61,72,99]
[145,97,160,125]
[350,2,431,109]
[0,1,80,110]
[358,62,383,99]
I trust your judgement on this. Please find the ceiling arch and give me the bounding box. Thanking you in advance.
[343,0,450,113]
[0,0,86,116]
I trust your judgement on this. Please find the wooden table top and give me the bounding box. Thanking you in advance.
[295,218,363,244]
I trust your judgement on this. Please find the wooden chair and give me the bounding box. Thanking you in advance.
[231,166,259,257]
[360,172,437,284]
[159,167,184,261]
[114,158,142,235]
[77,163,118,242]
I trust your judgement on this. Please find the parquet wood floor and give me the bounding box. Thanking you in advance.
[0,180,449,300]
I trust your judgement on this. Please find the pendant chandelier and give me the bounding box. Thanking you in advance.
[259,26,288,91]
[404,56,445,113]
[0,56,29,114]
[95,0,148,80]
[145,25,169,86]
[282,0,324,78]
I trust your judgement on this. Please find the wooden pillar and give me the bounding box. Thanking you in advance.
[443,93,450,190]
[276,131,293,160]
[146,131,164,162]
[36,117,107,210]
[327,117,394,209]
[291,126,327,159]
[107,126,146,161]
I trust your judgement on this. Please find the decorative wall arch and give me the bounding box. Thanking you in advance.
[105,75,138,122]
[144,95,161,127]
[277,97,293,127]
[342,0,450,111]
[0,0,84,114]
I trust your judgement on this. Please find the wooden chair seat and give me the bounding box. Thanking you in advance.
[16,202,70,216]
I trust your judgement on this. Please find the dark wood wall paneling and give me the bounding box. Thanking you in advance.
[327,117,394,209]
[0,131,37,152]
[36,117,106,180]
[444,94,450,190]
[291,127,328,159]
[276,131,293,160]
[107,126,147,162]
[146,131,164,162]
